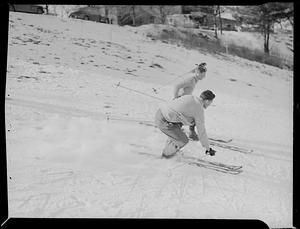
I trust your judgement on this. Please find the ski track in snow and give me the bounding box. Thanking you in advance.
[5,12,293,227]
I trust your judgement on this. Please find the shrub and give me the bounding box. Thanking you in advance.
[149,26,292,70]
[226,43,292,69]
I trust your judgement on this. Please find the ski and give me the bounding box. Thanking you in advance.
[208,137,233,143]
[184,160,243,175]
[134,150,243,175]
[189,136,252,154]
[209,141,253,154]
[182,155,243,171]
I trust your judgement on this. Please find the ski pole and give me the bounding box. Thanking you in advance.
[152,63,206,94]
[115,82,166,102]
[152,68,196,94]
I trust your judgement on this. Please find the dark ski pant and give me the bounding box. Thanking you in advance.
[154,109,189,156]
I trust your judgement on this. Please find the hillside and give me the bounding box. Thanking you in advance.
[5,12,293,228]
[40,4,294,70]
[133,24,293,70]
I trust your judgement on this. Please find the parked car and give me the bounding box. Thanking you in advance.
[9,4,44,14]
[69,7,110,23]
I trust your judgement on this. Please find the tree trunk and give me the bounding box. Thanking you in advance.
[213,7,218,39]
[159,6,165,24]
[214,22,218,38]
[263,21,270,54]
[131,6,136,26]
[267,23,270,53]
[45,4,49,14]
[105,6,109,18]
[218,6,223,34]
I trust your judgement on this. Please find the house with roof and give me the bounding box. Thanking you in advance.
[218,12,240,31]
[166,10,240,31]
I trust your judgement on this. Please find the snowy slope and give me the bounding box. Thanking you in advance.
[5,12,293,227]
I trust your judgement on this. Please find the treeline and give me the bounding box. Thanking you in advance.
[233,3,293,54]
[113,4,293,56]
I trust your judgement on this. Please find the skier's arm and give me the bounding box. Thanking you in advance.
[194,110,210,151]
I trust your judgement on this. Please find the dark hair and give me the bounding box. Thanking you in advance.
[200,90,215,100]
[197,62,207,73]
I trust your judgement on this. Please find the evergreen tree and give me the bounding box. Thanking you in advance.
[236,3,293,54]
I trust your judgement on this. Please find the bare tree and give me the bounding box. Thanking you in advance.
[131,5,136,26]
[117,5,138,26]
[217,5,223,34]
[213,6,218,39]
[199,5,220,39]
[158,5,166,24]
[237,3,293,54]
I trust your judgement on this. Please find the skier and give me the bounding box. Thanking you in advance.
[155,90,216,158]
[173,62,207,141]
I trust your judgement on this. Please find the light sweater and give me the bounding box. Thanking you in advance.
[174,75,199,98]
[160,95,210,150]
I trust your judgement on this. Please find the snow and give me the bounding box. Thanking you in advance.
[6,12,293,227]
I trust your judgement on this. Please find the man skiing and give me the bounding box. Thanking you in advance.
[155,90,216,158]
[173,62,207,141]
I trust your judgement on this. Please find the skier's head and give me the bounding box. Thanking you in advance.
[195,62,207,80]
[200,90,215,109]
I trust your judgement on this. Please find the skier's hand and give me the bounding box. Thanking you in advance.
[205,148,216,156]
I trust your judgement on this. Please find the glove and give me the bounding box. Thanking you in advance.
[205,148,216,156]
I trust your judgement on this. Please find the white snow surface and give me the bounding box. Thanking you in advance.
[6,12,293,228]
